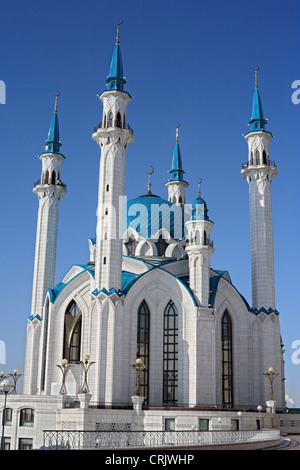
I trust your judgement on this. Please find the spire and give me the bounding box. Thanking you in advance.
[45,92,62,153]
[249,66,268,132]
[169,124,186,182]
[106,20,126,92]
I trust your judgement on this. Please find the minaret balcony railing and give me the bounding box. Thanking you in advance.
[185,238,214,248]
[242,160,276,170]
[93,121,134,135]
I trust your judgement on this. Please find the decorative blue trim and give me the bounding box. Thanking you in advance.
[28,314,42,322]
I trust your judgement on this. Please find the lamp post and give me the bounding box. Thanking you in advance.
[79,354,95,393]
[257,405,263,430]
[263,367,279,401]
[130,358,147,396]
[57,359,72,395]
[0,378,14,450]
[8,369,22,395]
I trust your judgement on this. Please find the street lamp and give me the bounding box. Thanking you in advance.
[0,378,14,450]
[57,359,72,395]
[79,354,95,393]
[263,367,279,401]
[130,358,147,396]
[8,369,22,395]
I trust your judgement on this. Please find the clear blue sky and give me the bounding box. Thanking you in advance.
[1,0,299,405]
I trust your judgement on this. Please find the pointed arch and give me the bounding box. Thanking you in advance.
[63,300,82,363]
[44,170,49,185]
[137,300,150,402]
[108,111,113,127]
[116,111,122,128]
[221,310,233,407]
[163,300,178,404]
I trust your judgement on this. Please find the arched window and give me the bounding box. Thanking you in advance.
[44,170,49,185]
[125,236,137,256]
[156,235,168,256]
[123,114,126,129]
[255,150,260,165]
[103,114,107,128]
[63,301,82,364]
[137,300,150,402]
[20,408,34,427]
[116,112,122,128]
[51,171,56,185]
[262,150,267,165]
[203,230,207,245]
[163,300,178,404]
[108,112,113,127]
[221,311,233,407]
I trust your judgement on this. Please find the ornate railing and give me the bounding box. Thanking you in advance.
[242,160,276,169]
[93,121,134,134]
[42,429,280,450]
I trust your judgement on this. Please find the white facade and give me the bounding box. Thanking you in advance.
[0,32,288,450]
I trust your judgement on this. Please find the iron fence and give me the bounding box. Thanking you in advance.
[42,429,280,450]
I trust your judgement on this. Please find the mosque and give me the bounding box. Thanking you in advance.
[0,24,287,449]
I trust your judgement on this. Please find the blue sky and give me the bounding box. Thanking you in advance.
[1,0,300,405]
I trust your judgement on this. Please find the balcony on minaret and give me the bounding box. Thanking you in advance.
[93,119,134,135]
[242,159,276,170]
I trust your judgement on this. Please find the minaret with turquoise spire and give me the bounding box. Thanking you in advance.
[93,21,134,293]
[185,180,214,308]
[166,124,188,208]
[241,67,277,312]
[24,94,67,394]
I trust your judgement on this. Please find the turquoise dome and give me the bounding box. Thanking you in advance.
[125,193,188,240]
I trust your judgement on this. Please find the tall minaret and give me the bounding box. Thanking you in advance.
[93,22,134,293]
[166,124,188,208]
[24,95,66,394]
[30,93,67,320]
[185,180,214,307]
[241,67,277,312]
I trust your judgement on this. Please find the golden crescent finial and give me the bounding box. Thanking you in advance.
[176,122,180,143]
[147,165,154,176]
[198,178,202,197]
[147,166,154,194]
[116,19,123,45]
[255,65,259,89]
[54,91,60,113]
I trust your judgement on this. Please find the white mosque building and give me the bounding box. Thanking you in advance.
[0,25,288,450]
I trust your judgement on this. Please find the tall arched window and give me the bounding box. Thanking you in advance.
[262,150,267,164]
[255,150,260,165]
[63,301,82,363]
[163,300,178,404]
[51,171,56,185]
[44,170,49,185]
[116,112,122,128]
[137,300,150,402]
[108,112,113,127]
[221,310,233,407]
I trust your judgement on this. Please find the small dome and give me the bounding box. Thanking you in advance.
[191,196,209,221]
